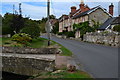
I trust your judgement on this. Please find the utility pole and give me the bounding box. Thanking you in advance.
[13,5,15,15]
[47,0,50,46]
[19,3,22,16]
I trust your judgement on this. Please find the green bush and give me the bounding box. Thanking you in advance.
[58,32,63,35]
[113,25,120,32]
[65,31,75,38]
[21,26,40,38]
[12,33,32,46]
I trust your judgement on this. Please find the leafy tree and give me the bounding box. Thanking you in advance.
[2,26,13,35]
[39,22,46,33]
[2,13,24,35]
[11,14,24,34]
[52,21,59,34]
[2,13,13,35]
[21,20,40,38]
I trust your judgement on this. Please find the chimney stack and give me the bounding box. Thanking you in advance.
[71,6,76,13]
[79,0,85,12]
[109,3,114,16]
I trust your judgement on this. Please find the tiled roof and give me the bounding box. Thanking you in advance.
[73,6,112,19]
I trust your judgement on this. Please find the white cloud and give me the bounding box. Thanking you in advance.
[21,3,67,20]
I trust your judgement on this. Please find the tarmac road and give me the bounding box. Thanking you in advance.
[41,35,118,78]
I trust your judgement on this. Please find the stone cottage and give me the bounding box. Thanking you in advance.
[59,1,114,38]
[59,0,90,32]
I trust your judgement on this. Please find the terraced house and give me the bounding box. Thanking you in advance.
[59,1,114,34]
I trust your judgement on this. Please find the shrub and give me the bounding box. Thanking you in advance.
[65,31,75,38]
[21,26,40,38]
[58,32,63,35]
[113,25,120,32]
[12,33,32,46]
[10,43,23,47]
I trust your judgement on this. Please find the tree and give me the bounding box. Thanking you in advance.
[21,19,40,38]
[52,21,59,34]
[39,22,46,33]
[2,13,24,35]
[11,14,24,34]
[2,13,13,35]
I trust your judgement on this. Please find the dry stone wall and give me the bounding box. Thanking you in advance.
[83,32,120,47]
[2,56,55,76]
[2,47,58,76]
[2,47,58,54]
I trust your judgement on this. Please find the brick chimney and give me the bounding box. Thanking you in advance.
[109,3,114,16]
[79,0,85,12]
[79,3,84,10]
[71,6,76,13]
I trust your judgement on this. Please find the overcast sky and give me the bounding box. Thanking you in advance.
[1,0,119,20]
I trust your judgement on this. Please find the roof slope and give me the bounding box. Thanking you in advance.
[73,6,112,19]
[98,17,116,30]
[111,16,120,25]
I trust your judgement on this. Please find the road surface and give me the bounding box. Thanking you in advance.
[41,35,118,78]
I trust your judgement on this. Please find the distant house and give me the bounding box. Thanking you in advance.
[98,16,120,30]
[59,1,90,32]
[59,1,114,35]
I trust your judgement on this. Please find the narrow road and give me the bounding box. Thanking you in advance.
[41,35,118,78]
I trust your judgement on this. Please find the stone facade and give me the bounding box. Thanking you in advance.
[89,8,111,26]
[73,15,88,24]
[83,32,120,47]
[59,2,90,33]
[59,2,113,33]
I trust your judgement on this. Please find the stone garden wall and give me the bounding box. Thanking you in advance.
[2,56,55,76]
[2,47,58,76]
[2,47,58,54]
[83,32,120,47]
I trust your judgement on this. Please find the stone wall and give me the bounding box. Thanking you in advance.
[2,47,58,76]
[83,32,120,47]
[2,56,55,76]
[2,47,58,54]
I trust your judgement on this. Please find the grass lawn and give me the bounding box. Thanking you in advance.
[30,70,92,79]
[1,37,72,56]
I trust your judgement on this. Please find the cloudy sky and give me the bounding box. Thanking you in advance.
[1,0,119,20]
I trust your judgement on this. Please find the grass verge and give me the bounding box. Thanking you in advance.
[1,37,72,56]
[29,70,92,79]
